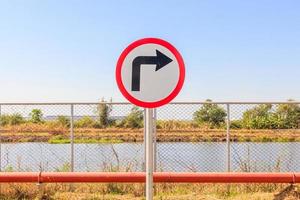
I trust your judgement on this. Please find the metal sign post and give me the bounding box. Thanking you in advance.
[145,108,154,200]
[116,38,185,200]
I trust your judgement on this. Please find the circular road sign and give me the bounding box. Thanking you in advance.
[116,38,185,108]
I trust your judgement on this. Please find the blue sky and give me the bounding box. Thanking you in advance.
[0,0,299,103]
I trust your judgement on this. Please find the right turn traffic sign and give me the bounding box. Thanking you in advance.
[116,38,185,108]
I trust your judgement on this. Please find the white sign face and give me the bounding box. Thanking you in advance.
[116,38,185,108]
[122,44,179,102]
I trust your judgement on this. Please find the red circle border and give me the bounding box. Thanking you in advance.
[116,38,185,108]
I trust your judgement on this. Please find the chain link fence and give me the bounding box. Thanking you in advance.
[0,102,299,173]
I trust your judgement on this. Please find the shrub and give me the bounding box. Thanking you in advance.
[242,104,281,129]
[56,116,70,128]
[0,114,25,126]
[75,116,96,128]
[242,104,270,129]
[193,100,227,128]
[4,165,14,172]
[29,109,43,123]
[274,101,300,129]
[241,101,300,129]
[118,107,143,128]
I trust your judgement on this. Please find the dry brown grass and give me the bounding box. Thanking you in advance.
[0,183,298,200]
[1,123,300,143]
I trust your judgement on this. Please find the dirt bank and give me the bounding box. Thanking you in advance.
[0,126,299,143]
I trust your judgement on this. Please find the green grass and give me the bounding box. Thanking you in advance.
[48,136,123,144]
[248,137,300,143]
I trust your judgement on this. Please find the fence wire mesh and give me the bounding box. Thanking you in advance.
[0,102,299,172]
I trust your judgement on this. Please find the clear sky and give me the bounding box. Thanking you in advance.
[0,0,299,103]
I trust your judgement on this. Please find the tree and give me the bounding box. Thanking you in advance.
[29,109,43,123]
[193,100,227,128]
[96,98,113,128]
[242,104,274,129]
[241,101,300,129]
[274,100,300,129]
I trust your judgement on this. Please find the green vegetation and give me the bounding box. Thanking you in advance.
[242,104,274,129]
[117,107,143,128]
[55,162,71,172]
[48,135,123,144]
[0,101,298,130]
[241,101,300,129]
[0,113,24,126]
[230,120,243,129]
[192,99,299,130]
[96,98,114,128]
[275,101,300,128]
[75,116,96,128]
[4,165,14,172]
[193,99,227,128]
[48,135,70,144]
[0,101,299,143]
[56,116,70,128]
[29,109,43,123]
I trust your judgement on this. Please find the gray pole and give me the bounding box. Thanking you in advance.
[226,104,231,172]
[145,108,154,200]
[153,108,157,172]
[70,104,74,172]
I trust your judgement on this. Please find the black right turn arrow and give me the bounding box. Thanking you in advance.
[131,50,173,91]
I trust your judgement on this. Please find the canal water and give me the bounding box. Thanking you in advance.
[0,142,299,172]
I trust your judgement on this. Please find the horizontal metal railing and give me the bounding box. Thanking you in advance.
[0,172,299,183]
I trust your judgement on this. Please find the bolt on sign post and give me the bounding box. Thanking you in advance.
[116,38,185,200]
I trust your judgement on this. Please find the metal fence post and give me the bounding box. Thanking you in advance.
[226,104,231,172]
[70,104,74,172]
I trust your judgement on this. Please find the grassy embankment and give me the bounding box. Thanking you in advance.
[0,123,300,144]
[0,182,299,200]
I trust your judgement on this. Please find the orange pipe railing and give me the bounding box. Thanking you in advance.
[0,172,299,183]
